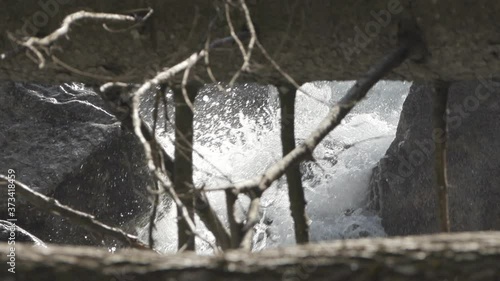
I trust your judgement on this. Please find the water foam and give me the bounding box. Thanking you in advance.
[136,81,410,253]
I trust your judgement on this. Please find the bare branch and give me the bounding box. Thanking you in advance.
[224,1,247,59]
[99,83,231,251]
[240,196,260,250]
[0,175,148,250]
[102,8,154,33]
[238,0,257,71]
[227,0,258,85]
[51,55,135,81]
[256,40,330,106]
[12,11,138,68]
[195,190,232,250]
[206,43,412,229]
[0,220,46,248]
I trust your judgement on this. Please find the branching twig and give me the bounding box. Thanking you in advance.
[51,55,136,81]
[98,83,227,251]
[148,181,160,249]
[224,1,247,60]
[208,43,412,243]
[129,52,206,176]
[0,175,149,250]
[181,66,196,112]
[12,11,137,68]
[239,195,260,250]
[237,0,257,71]
[226,0,258,85]
[103,8,154,33]
[256,40,329,106]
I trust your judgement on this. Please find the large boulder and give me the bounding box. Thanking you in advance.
[369,80,500,235]
[0,82,153,245]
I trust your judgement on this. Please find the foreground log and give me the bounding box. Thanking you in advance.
[2,232,500,281]
[1,0,499,84]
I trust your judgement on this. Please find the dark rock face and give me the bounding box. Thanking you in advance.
[0,82,153,245]
[369,80,500,235]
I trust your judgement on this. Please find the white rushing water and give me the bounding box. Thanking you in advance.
[136,81,411,253]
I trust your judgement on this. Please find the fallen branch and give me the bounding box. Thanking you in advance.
[0,175,148,250]
[10,11,140,68]
[4,231,500,280]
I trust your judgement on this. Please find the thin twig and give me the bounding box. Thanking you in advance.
[99,83,226,251]
[230,43,412,248]
[224,1,247,59]
[227,0,258,85]
[181,67,195,111]
[148,181,160,249]
[0,175,149,250]
[52,55,136,81]
[14,11,137,68]
[256,40,329,106]
[240,196,260,250]
[103,8,154,33]
[206,42,412,208]
[238,0,257,71]
[0,220,46,247]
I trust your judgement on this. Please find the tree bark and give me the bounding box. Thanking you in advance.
[1,0,499,85]
[2,232,500,281]
[173,85,197,251]
[279,85,309,244]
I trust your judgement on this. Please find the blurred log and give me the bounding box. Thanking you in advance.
[2,231,500,281]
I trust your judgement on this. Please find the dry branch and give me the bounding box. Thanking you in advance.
[4,231,500,280]
[98,83,229,251]
[0,175,148,250]
[8,11,138,68]
[208,43,413,245]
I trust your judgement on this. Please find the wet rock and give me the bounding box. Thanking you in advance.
[0,82,153,245]
[369,80,500,235]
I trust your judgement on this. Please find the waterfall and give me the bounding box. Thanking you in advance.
[135,81,411,253]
